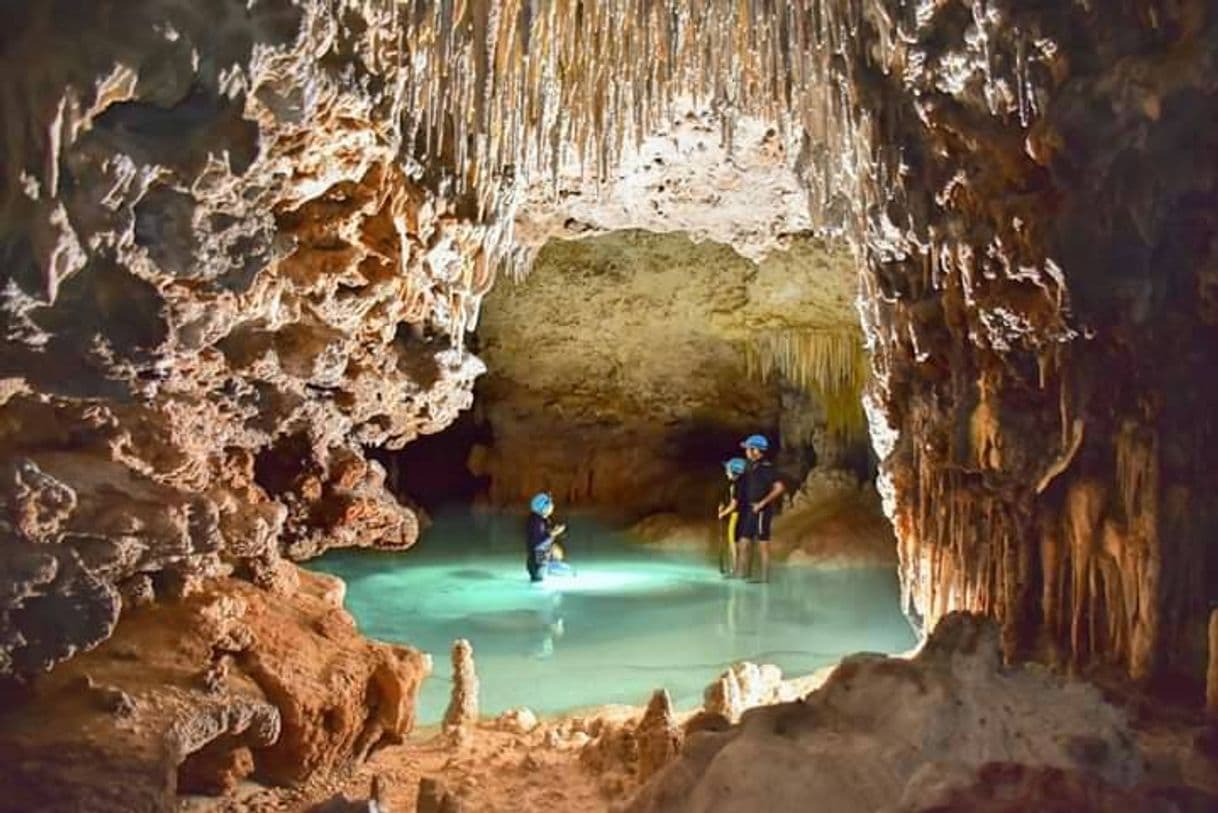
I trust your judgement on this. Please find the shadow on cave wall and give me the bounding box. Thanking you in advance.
[367,386,846,525]
[367,408,490,516]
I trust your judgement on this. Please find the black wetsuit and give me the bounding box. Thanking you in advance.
[737,460,778,541]
[525,513,554,581]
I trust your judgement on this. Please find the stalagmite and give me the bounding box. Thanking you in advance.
[702,661,786,723]
[637,689,683,782]
[442,639,480,734]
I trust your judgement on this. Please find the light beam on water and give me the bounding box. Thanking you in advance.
[306,512,916,724]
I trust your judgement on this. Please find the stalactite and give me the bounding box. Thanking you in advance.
[744,328,868,438]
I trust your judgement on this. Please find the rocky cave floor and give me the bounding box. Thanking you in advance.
[192,617,1218,813]
[223,696,1218,813]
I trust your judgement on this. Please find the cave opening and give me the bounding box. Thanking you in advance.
[326,223,911,725]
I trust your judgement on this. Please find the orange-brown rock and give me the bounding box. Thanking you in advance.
[442,639,480,735]
[896,762,1218,813]
[0,0,487,678]
[1209,610,1218,718]
[0,568,428,811]
[636,689,682,783]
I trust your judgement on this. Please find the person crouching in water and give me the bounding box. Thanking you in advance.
[717,458,746,576]
[526,492,567,583]
[734,435,785,583]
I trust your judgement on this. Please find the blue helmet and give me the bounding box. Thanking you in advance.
[741,434,770,451]
[530,492,554,514]
[724,458,746,475]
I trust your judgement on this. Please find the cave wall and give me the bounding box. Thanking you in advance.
[472,230,861,520]
[0,1,491,677]
[851,0,1218,686]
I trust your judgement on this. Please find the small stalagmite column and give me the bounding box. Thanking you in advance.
[442,639,479,734]
[1207,609,1218,718]
[637,689,682,782]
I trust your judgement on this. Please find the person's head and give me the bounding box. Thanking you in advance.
[740,434,769,462]
[530,492,554,517]
[724,458,746,480]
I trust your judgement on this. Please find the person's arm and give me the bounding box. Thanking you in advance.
[717,498,737,519]
[751,474,785,512]
[757,481,784,510]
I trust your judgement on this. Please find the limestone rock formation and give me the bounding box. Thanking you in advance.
[1,0,1213,765]
[895,762,1218,813]
[494,706,539,735]
[702,662,790,724]
[514,110,813,264]
[1208,610,1218,718]
[636,689,683,783]
[629,614,1144,813]
[442,639,479,735]
[850,0,1218,690]
[310,775,392,813]
[416,776,466,813]
[0,0,491,678]
[0,569,429,810]
[473,230,863,518]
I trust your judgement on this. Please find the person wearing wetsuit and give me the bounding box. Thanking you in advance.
[717,458,746,576]
[734,435,785,583]
[525,492,566,582]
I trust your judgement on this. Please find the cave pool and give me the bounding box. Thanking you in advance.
[306,511,918,724]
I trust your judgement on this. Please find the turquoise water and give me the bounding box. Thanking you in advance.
[307,512,916,724]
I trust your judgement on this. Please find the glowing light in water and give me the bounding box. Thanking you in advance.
[308,513,915,724]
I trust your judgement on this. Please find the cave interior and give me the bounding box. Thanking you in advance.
[1,1,1217,811]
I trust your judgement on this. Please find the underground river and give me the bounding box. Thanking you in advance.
[308,511,917,723]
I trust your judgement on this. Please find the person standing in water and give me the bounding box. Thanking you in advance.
[717,458,746,576]
[734,435,785,583]
[525,492,566,583]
